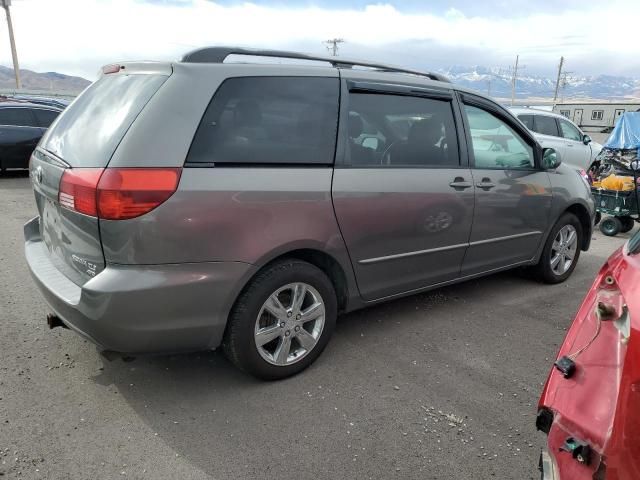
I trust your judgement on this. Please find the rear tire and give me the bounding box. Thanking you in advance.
[223,259,337,380]
[600,216,622,237]
[619,216,635,234]
[532,212,582,284]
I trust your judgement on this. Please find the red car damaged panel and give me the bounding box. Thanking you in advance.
[538,244,640,479]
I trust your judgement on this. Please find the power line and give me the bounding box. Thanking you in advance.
[323,38,344,57]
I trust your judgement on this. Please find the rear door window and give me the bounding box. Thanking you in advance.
[40,74,168,167]
[32,108,60,128]
[532,115,560,137]
[187,77,339,165]
[517,114,534,130]
[0,108,37,127]
[346,93,459,167]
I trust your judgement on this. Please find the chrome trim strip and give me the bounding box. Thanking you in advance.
[469,230,542,247]
[359,242,468,265]
[359,231,542,265]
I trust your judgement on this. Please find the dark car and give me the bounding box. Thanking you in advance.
[0,102,62,173]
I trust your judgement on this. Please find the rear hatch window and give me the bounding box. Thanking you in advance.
[40,74,168,167]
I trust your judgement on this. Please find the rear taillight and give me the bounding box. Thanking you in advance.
[59,168,104,217]
[97,168,181,220]
[58,168,181,220]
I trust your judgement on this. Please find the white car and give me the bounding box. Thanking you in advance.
[509,107,602,171]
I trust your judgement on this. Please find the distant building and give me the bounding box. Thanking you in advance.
[552,102,640,132]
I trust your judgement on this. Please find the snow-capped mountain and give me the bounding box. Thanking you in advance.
[440,66,640,100]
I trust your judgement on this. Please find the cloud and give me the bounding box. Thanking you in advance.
[0,0,637,80]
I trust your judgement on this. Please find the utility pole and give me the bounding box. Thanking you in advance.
[553,56,565,104]
[324,38,344,57]
[510,55,519,106]
[1,0,20,89]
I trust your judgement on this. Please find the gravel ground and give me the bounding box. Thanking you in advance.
[0,171,632,480]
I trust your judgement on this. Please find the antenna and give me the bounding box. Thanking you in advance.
[323,38,344,57]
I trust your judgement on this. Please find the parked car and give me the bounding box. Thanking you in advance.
[510,107,602,171]
[537,230,640,480]
[24,48,594,379]
[0,101,62,173]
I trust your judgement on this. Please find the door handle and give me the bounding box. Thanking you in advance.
[449,177,472,190]
[566,143,574,147]
[476,177,495,190]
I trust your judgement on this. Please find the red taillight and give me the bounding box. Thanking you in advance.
[58,168,181,220]
[59,168,104,217]
[97,168,181,220]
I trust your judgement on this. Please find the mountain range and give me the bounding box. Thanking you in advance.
[0,64,638,101]
[0,66,90,93]
[440,66,640,100]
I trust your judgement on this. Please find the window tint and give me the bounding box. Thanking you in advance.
[518,114,534,130]
[0,108,37,127]
[346,93,459,167]
[33,109,60,128]
[533,115,559,137]
[188,77,339,165]
[558,119,582,142]
[464,105,534,169]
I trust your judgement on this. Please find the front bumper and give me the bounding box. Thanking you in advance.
[24,217,256,354]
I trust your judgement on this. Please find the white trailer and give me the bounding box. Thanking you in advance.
[552,102,640,133]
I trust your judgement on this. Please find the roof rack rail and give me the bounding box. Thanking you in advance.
[181,47,450,83]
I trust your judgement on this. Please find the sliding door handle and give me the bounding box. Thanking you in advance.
[476,178,495,190]
[449,177,472,190]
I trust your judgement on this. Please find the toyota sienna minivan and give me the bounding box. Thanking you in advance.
[24,47,594,379]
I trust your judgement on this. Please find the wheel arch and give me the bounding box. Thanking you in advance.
[238,247,354,314]
[565,203,593,251]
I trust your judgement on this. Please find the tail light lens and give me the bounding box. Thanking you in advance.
[58,168,181,220]
[97,168,181,220]
[58,168,104,217]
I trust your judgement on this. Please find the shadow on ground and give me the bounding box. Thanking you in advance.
[89,269,565,479]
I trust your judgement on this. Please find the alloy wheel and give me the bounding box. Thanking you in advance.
[550,224,578,276]
[254,283,325,366]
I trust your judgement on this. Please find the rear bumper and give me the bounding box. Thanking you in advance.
[24,216,256,354]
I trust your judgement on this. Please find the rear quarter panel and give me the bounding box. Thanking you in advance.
[99,167,359,300]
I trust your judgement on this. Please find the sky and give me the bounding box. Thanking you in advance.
[0,0,637,81]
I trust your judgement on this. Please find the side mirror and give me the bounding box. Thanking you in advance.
[542,148,561,169]
[583,134,592,145]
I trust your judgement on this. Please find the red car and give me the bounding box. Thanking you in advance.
[538,231,640,479]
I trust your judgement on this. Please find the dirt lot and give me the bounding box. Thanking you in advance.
[0,171,632,479]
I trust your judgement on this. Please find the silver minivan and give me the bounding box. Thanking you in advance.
[24,48,594,379]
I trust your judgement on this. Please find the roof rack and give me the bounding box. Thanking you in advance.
[181,47,450,83]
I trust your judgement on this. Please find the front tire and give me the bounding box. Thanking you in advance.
[223,259,337,380]
[533,212,582,284]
